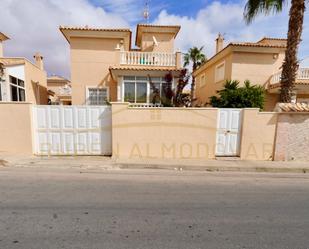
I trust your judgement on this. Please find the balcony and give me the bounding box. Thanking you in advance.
[270,68,309,85]
[120,51,177,67]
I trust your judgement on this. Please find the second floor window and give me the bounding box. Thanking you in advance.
[215,62,225,83]
[9,75,25,102]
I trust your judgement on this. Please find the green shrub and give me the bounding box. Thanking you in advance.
[209,80,265,109]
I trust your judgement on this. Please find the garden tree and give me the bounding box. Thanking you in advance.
[162,72,174,107]
[209,80,265,109]
[183,47,206,106]
[0,63,4,78]
[148,69,190,107]
[244,0,306,103]
[173,69,190,107]
[147,72,174,107]
[148,75,160,104]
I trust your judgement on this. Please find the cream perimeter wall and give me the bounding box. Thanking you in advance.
[0,102,278,160]
[112,103,218,160]
[0,103,33,155]
[112,103,277,160]
[240,109,278,160]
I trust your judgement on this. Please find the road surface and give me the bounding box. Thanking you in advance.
[0,167,308,249]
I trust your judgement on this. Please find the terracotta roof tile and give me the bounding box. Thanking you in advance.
[257,37,287,42]
[47,75,70,82]
[59,26,131,33]
[278,103,309,112]
[137,24,181,29]
[230,42,286,48]
[194,37,287,76]
[109,66,182,72]
[0,32,9,41]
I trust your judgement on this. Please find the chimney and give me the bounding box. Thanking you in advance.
[216,33,224,54]
[0,32,10,57]
[33,52,44,70]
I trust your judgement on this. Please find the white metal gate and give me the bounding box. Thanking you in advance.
[32,105,112,155]
[216,109,242,156]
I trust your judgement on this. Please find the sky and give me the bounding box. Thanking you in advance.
[1,0,309,78]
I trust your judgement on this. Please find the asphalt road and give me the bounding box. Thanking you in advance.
[0,167,309,249]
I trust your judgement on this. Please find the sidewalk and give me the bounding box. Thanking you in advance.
[0,154,308,173]
[115,158,309,173]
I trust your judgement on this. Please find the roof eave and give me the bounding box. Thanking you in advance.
[135,24,181,47]
[0,32,10,42]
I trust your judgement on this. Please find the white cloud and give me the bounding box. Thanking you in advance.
[0,0,129,78]
[1,0,309,79]
[153,1,309,61]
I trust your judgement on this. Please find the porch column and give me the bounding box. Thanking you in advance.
[176,51,182,69]
[117,76,122,102]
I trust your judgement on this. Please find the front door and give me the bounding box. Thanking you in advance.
[216,109,242,156]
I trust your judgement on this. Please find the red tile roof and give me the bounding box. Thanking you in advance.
[59,26,131,33]
[278,103,309,112]
[109,66,182,72]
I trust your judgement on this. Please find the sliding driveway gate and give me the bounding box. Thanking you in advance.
[32,105,112,155]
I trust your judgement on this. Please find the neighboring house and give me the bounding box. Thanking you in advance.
[47,75,72,105]
[193,35,309,111]
[0,32,48,104]
[60,24,183,105]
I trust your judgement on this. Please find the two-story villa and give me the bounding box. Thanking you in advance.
[60,24,183,105]
[194,35,309,111]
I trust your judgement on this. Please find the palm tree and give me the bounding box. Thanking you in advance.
[244,0,306,103]
[183,47,206,106]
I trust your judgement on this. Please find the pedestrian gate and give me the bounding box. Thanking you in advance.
[216,109,243,156]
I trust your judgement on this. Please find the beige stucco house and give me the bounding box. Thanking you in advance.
[0,32,48,104]
[60,24,183,105]
[47,75,71,105]
[194,35,309,111]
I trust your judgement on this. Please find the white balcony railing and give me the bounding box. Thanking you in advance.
[120,51,176,67]
[298,68,309,80]
[270,68,309,85]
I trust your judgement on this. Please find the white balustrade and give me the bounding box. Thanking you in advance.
[297,68,309,80]
[120,51,176,67]
[270,68,309,85]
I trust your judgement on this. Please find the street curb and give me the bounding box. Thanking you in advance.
[117,163,309,174]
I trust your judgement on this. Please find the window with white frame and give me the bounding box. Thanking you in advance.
[87,87,108,105]
[9,75,25,102]
[123,76,168,104]
[215,62,225,83]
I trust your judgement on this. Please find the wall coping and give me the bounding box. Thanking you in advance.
[277,112,309,115]
[0,102,33,105]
